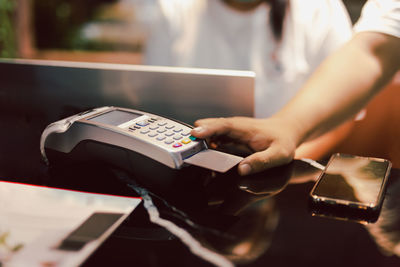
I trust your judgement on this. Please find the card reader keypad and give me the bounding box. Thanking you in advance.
[127,117,194,148]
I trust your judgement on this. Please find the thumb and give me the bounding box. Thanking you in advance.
[238,145,294,175]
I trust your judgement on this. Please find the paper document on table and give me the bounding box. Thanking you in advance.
[0,181,141,267]
[184,149,243,173]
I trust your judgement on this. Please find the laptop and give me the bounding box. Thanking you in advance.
[0,59,254,125]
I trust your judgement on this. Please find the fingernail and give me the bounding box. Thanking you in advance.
[238,163,251,176]
[192,126,205,133]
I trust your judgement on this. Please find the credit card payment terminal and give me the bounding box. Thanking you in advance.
[40,106,242,173]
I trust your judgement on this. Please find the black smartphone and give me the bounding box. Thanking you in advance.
[309,153,392,223]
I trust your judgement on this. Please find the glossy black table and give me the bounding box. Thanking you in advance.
[2,112,400,267]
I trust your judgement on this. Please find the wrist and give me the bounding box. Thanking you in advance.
[271,112,310,148]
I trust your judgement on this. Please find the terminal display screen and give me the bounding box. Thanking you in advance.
[88,110,142,126]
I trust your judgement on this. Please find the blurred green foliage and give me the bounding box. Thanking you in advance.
[34,0,116,50]
[0,0,16,57]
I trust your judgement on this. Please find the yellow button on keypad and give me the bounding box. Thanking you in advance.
[181,138,191,144]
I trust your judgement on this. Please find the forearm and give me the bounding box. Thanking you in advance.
[275,32,400,147]
[191,33,399,175]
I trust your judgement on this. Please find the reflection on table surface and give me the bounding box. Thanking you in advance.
[365,170,400,258]
[15,158,396,267]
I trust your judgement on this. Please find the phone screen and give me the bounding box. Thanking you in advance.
[313,154,391,206]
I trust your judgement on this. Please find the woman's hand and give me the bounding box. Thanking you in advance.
[191,116,300,175]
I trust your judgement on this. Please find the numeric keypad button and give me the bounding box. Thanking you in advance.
[164,139,174,144]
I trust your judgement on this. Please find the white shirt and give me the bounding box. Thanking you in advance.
[354,0,400,38]
[143,0,352,118]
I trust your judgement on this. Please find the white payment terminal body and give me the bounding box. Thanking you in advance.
[41,107,242,172]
